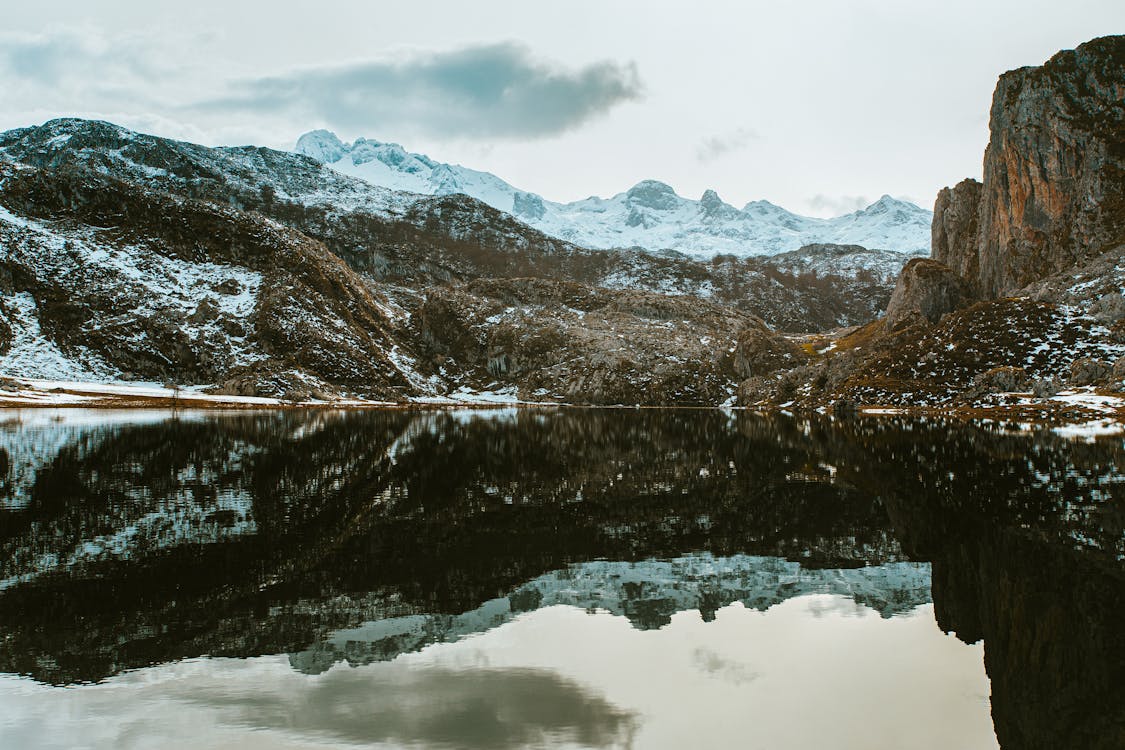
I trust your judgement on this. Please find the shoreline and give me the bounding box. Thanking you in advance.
[1,378,1123,439]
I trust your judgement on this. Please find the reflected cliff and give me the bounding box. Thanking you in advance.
[0,407,1122,748]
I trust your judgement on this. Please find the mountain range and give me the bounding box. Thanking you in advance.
[0,116,905,403]
[295,129,932,257]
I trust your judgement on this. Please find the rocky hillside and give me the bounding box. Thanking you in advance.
[0,157,789,404]
[296,129,933,257]
[0,160,415,400]
[740,35,1125,413]
[0,118,911,403]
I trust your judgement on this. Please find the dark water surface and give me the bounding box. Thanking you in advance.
[0,408,1121,749]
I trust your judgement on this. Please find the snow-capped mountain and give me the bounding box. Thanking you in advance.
[296,130,933,257]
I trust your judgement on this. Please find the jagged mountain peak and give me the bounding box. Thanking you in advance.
[700,189,739,220]
[699,188,724,210]
[742,199,790,215]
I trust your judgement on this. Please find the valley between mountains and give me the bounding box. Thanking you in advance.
[0,36,1123,431]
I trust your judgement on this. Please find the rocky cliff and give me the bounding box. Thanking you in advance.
[942,36,1125,299]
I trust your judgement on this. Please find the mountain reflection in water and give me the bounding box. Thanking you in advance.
[0,407,1121,750]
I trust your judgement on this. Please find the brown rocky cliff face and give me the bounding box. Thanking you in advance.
[976,35,1125,297]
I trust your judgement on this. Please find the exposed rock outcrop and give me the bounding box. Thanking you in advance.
[883,258,973,331]
[1068,357,1112,386]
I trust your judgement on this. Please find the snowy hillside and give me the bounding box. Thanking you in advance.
[296,130,933,257]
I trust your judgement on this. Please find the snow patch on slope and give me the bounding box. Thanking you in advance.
[1,293,116,381]
[0,201,265,382]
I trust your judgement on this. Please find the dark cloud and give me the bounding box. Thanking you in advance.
[183,665,639,749]
[695,127,758,162]
[204,42,643,140]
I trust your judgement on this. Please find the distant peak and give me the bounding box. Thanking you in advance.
[853,194,925,217]
[742,199,784,213]
[295,130,347,163]
[295,131,442,174]
[626,180,680,210]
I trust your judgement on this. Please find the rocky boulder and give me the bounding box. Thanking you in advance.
[959,366,1031,403]
[884,258,974,331]
[732,327,806,378]
[1068,357,1112,386]
[1088,291,1125,325]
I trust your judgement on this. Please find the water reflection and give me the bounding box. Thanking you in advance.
[0,407,1122,749]
[290,554,931,675]
[0,600,990,750]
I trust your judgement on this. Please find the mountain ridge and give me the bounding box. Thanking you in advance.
[295,129,933,257]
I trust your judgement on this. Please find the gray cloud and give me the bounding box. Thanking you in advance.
[808,193,871,216]
[692,647,761,685]
[183,665,639,749]
[204,42,643,140]
[0,29,172,91]
[696,127,758,162]
[0,33,641,144]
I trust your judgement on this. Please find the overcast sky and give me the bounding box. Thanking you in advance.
[1,1,1122,216]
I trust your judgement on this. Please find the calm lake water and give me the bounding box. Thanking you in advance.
[0,408,1121,749]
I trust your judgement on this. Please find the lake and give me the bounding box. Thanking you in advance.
[0,408,1121,749]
